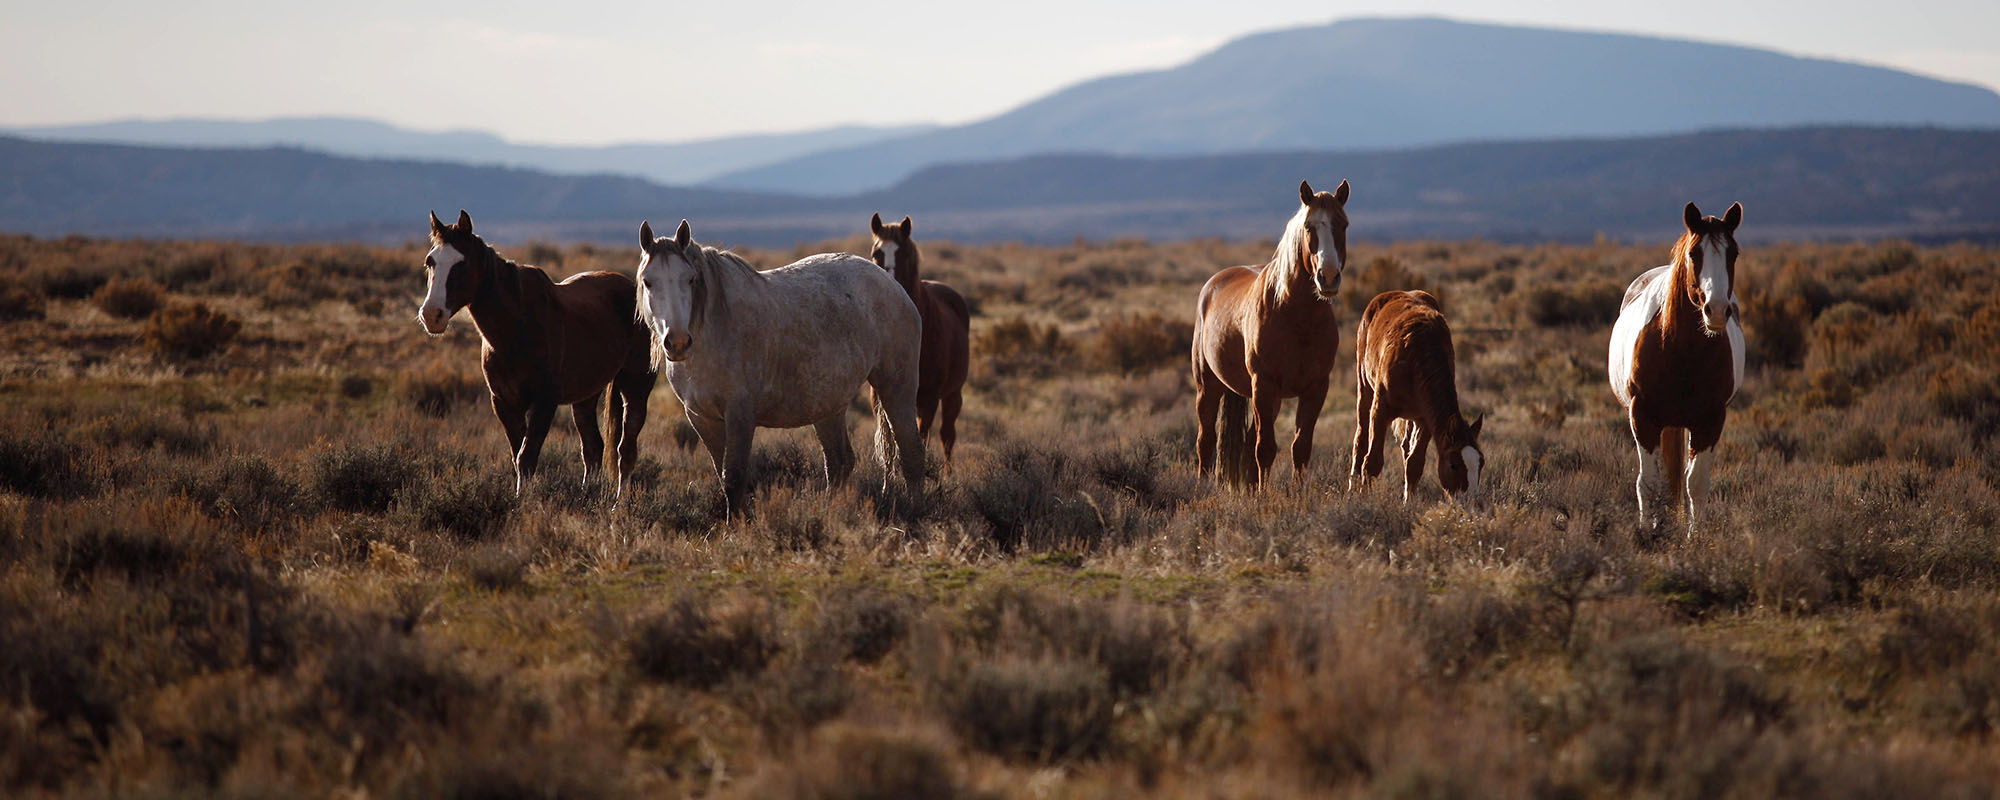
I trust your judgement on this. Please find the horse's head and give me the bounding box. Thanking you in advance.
[418,209,479,336]
[869,212,918,288]
[1679,201,1743,337]
[1296,179,1351,300]
[1437,414,1486,501]
[636,219,703,362]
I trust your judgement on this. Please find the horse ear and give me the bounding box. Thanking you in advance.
[1332,179,1350,206]
[429,210,446,236]
[674,219,692,248]
[1684,202,1703,232]
[455,210,474,232]
[1468,414,1484,441]
[899,215,912,237]
[640,221,654,252]
[870,212,887,237]
[1299,180,1314,205]
[1722,202,1743,232]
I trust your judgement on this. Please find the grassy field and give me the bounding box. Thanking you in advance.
[3,229,1999,797]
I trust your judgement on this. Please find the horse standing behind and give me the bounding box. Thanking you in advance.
[1193,179,1352,487]
[1608,202,1745,527]
[1349,290,1484,502]
[635,220,924,516]
[415,210,655,499]
[869,213,970,463]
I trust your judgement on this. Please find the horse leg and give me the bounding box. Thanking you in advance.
[1401,422,1432,505]
[1290,379,1328,481]
[1628,408,1663,526]
[1349,378,1374,492]
[1249,379,1283,487]
[1194,363,1224,480]
[1659,426,1689,531]
[1361,397,1393,487]
[572,389,605,488]
[1686,414,1727,532]
[491,392,529,492]
[613,372,652,504]
[813,412,856,488]
[720,405,757,518]
[517,396,559,493]
[938,389,962,467]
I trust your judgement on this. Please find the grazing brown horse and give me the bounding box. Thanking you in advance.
[1608,202,1745,526]
[1193,179,1352,487]
[869,213,970,463]
[1349,290,1485,502]
[416,210,655,499]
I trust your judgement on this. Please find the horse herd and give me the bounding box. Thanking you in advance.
[415,183,1743,527]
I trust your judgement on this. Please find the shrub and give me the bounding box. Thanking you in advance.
[1516,279,1623,328]
[0,281,43,321]
[627,593,780,689]
[144,302,240,360]
[400,365,486,418]
[460,543,530,592]
[813,588,912,664]
[0,429,100,499]
[936,655,1114,763]
[404,470,515,541]
[174,454,305,532]
[755,724,963,800]
[1087,312,1190,374]
[308,443,412,514]
[980,316,1071,377]
[91,276,167,320]
[1926,362,2000,439]
[339,374,374,399]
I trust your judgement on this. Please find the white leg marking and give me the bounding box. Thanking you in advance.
[1635,442,1657,523]
[1686,450,1712,522]
[1462,445,1482,499]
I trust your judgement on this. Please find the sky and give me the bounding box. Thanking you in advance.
[4,0,1999,145]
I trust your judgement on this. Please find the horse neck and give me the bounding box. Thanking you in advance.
[1260,238,1320,313]
[463,252,530,349]
[894,245,923,298]
[1658,239,1702,339]
[1410,352,1466,435]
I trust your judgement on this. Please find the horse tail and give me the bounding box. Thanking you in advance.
[1220,391,1250,487]
[1659,426,1688,523]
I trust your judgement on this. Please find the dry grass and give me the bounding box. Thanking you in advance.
[1,232,1998,796]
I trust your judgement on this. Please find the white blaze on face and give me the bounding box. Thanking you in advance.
[638,249,700,358]
[1461,446,1483,498]
[876,240,899,273]
[419,242,463,334]
[1698,237,1731,332]
[1314,215,1342,275]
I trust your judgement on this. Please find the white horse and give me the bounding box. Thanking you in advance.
[635,219,924,516]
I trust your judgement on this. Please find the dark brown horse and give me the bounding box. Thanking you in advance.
[869,212,970,463]
[1608,202,1744,526]
[1193,179,1351,487]
[417,210,655,499]
[1349,290,1484,502]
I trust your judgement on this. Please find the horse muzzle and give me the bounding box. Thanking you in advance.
[418,306,449,336]
[660,330,693,361]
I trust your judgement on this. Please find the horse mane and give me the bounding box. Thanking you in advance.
[1661,227,1722,332]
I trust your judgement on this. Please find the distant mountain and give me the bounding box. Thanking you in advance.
[5,116,938,185]
[0,137,827,243]
[3,127,1997,245]
[709,17,2000,196]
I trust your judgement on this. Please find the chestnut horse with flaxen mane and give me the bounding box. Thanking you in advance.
[1349,290,1484,502]
[416,211,655,500]
[1608,202,1745,527]
[870,213,970,463]
[1193,179,1352,487]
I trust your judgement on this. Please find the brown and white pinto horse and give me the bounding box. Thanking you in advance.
[1193,179,1351,487]
[1608,202,1745,526]
[417,210,655,499]
[869,213,970,463]
[1348,290,1484,502]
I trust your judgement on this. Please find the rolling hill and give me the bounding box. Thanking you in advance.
[3,127,1996,246]
[708,17,2000,196]
[3,117,937,186]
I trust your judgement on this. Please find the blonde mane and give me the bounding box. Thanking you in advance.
[1268,204,1315,305]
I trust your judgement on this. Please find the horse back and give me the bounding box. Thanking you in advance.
[1358,290,1453,389]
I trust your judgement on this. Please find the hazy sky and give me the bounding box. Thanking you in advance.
[5,1,1998,144]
